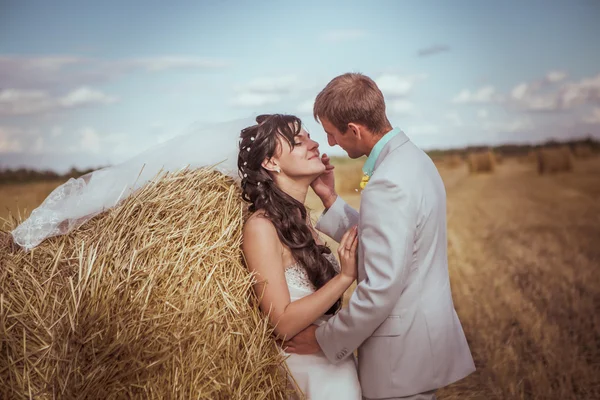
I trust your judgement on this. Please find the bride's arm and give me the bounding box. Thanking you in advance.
[242,216,354,340]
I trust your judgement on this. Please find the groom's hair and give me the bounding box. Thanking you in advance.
[313,72,391,135]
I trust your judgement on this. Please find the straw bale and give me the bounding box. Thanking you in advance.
[536,146,573,174]
[0,168,296,399]
[573,144,594,159]
[444,154,463,169]
[467,150,496,174]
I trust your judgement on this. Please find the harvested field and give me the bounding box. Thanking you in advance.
[309,157,600,399]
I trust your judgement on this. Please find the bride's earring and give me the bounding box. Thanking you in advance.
[275,167,281,173]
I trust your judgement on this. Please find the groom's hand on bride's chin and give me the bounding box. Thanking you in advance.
[311,154,337,208]
[282,325,321,355]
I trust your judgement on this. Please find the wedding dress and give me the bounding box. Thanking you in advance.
[283,252,362,400]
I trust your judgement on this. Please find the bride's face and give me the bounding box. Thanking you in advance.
[274,126,325,180]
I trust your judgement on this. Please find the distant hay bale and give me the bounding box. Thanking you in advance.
[536,147,574,174]
[0,168,295,399]
[573,144,594,159]
[467,150,496,174]
[444,154,463,169]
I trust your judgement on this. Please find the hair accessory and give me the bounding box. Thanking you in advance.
[250,137,255,141]
[243,161,247,166]
[243,173,247,178]
[246,147,251,151]
[257,182,261,186]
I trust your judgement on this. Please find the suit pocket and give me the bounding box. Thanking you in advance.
[371,313,408,337]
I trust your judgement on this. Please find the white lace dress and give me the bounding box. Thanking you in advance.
[282,253,362,399]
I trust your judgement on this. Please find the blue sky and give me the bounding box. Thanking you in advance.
[1,0,599,172]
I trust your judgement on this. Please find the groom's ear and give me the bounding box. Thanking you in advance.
[347,122,362,140]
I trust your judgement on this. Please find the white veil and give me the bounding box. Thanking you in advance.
[11,115,259,251]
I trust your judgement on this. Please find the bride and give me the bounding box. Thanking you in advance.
[9,113,362,399]
[237,114,361,399]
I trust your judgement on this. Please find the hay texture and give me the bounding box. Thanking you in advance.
[467,150,496,174]
[0,168,295,399]
[536,147,574,174]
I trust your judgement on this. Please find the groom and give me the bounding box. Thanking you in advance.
[283,73,475,399]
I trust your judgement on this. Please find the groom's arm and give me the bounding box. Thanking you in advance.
[314,195,360,243]
[315,178,417,363]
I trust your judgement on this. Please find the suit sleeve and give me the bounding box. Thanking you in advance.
[315,177,417,363]
[314,196,360,243]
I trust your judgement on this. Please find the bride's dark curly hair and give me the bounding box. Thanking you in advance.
[238,114,341,315]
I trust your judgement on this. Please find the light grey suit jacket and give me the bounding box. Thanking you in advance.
[315,131,475,399]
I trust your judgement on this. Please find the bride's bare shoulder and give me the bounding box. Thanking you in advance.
[243,210,277,240]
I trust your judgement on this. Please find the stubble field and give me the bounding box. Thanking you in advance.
[1,155,599,399]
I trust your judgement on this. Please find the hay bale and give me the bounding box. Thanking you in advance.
[0,168,295,399]
[573,144,594,159]
[536,146,573,175]
[467,150,496,174]
[444,154,463,169]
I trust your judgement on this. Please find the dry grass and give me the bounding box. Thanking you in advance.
[536,146,574,174]
[0,168,294,399]
[0,180,66,222]
[328,156,365,195]
[467,150,496,174]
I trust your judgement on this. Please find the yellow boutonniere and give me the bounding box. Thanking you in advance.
[359,174,370,190]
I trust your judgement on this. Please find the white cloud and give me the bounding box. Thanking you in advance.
[505,72,600,112]
[129,56,229,71]
[321,29,367,43]
[33,137,44,153]
[511,83,529,100]
[477,109,489,119]
[444,111,463,127]
[59,86,117,107]
[559,73,600,109]
[376,73,426,98]
[51,126,63,137]
[389,99,415,115]
[297,99,314,114]
[80,127,101,153]
[0,86,117,116]
[407,124,440,135]
[0,55,230,90]
[483,118,534,133]
[546,70,567,83]
[231,92,281,107]
[241,75,297,94]
[583,107,600,124]
[452,86,497,104]
[0,89,54,115]
[231,75,298,108]
[0,127,23,152]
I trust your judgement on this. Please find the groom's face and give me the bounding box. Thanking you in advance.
[320,118,363,159]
